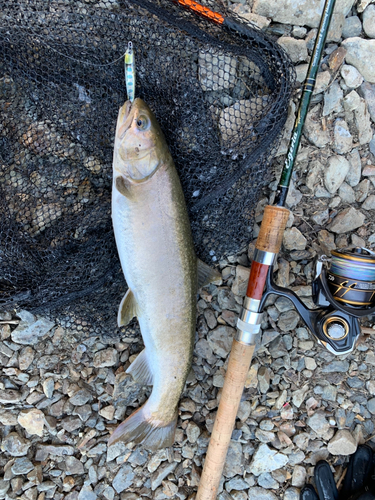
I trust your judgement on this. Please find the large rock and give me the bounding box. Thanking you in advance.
[363,5,375,38]
[17,409,44,437]
[361,82,375,122]
[329,207,365,233]
[283,227,307,251]
[307,412,331,439]
[341,38,375,83]
[304,105,331,147]
[248,444,288,476]
[207,326,235,358]
[277,37,308,63]
[341,65,363,89]
[252,0,354,28]
[324,156,351,193]
[354,99,373,145]
[327,429,357,455]
[1,433,31,457]
[223,441,243,478]
[333,119,352,154]
[11,317,55,345]
[112,464,135,494]
[248,487,278,500]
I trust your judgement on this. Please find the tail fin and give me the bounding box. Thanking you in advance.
[108,404,177,451]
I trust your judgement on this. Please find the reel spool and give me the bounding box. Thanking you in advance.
[327,248,375,308]
[259,247,375,356]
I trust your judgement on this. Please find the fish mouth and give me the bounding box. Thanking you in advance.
[117,100,133,139]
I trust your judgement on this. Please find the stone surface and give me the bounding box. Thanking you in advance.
[363,5,375,38]
[325,156,351,193]
[341,65,363,89]
[327,430,357,455]
[93,348,119,368]
[304,105,331,147]
[252,0,354,28]
[18,409,44,437]
[1,433,31,457]
[248,488,278,500]
[113,465,135,494]
[323,82,343,116]
[283,227,307,251]
[11,317,55,345]
[249,444,288,476]
[333,119,353,154]
[307,412,331,439]
[346,149,362,187]
[329,207,366,233]
[291,465,306,487]
[277,37,308,63]
[341,37,375,83]
[231,266,250,297]
[361,82,375,122]
[207,326,235,358]
[342,16,362,38]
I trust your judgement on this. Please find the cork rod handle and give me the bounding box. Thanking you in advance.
[196,341,256,500]
[255,205,290,254]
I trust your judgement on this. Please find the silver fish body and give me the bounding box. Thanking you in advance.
[109,98,203,450]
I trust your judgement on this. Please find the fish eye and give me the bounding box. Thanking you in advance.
[136,115,150,130]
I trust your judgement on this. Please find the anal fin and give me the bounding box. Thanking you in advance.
[118,288,137,327]
[126,348,153,386]
[197,258,222,289]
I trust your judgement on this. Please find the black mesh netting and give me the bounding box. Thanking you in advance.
[0,0,295,336]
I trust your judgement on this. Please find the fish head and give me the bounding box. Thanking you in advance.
[114,98,168,182]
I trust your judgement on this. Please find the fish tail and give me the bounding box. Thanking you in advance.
[108,403,177,451]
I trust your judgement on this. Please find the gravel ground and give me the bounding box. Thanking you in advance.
[1,1,375,499]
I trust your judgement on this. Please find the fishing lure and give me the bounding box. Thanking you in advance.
[124,41,136,102]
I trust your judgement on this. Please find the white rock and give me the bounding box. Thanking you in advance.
[18,409,45,437]
[291,465,306,487]
[313,71,331,94]
[252,0,354,28]
[363,5,375,38]
[341,38,375,83]
[324,156,351,193]
[277,37,308,63]
[249,444,288,476]
[283,227,307,251]
[341,65,364,88]
[333,119,352,154]
[343,90,361,111]
[354,99,373,145]
[327,429,357,455]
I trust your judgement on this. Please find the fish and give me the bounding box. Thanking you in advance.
[109,98,220,450]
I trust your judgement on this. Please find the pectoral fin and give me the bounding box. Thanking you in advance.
[117,289,137,327]
[197,258,222,289]
[115,176,133,199]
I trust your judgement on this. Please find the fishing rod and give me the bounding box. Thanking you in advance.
[196,0,342,498]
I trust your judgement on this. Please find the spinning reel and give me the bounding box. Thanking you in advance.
[259,247,375,355]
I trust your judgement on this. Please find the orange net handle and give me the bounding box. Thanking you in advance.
[175,0,224,24]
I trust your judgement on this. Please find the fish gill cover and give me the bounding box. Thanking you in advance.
[0,0,294,336]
